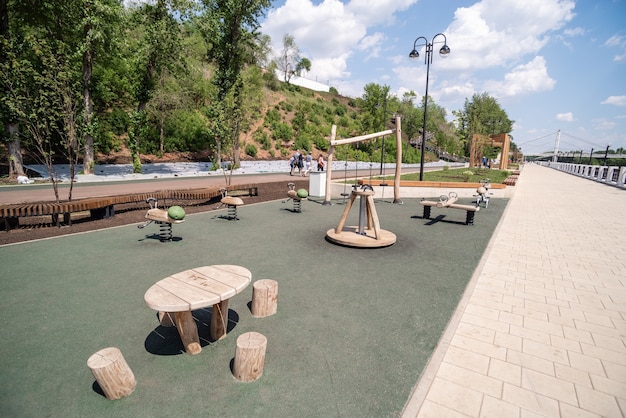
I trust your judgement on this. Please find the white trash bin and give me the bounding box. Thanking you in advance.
[309,171,326,197]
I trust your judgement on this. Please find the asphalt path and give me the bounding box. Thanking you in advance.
[0,167,432,204]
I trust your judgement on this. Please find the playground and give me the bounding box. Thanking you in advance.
[0,190,507,417]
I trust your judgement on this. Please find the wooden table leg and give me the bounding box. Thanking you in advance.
[174,311,201,355]
[158,311,175,327]
[210,299,229,341]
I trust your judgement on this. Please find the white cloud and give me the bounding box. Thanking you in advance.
[604,34,626,62]
[488,56,556,97]
[359,32,386,61]
[595,120,616,130]
[442,0,575,71]
[261,0,416,82]
[604,35,626,48]
[438,81,476,104]
[601,96,626,106]
[563,27,585,37]
[556,112,574,122]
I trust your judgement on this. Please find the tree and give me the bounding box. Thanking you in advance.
[0,0,25,180]
[1,0,85,198]
[252,33,272,68]
[148,68,183,154]
[275,33,310,83]
[2,33,83,201]
[80,0,122,174]
[294,57,311,77]
[453,92,514,154]
[357,83,391,133]
[126,0,192,172]
[201,0,271,173]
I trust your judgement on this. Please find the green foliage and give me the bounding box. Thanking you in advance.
[399,167,512,184]
[2,0,520,172]
[264,108,281,126]
[133,154,142,173]
[313,136,329,152]
[294,134,312,152]
[454,92,514,153]
[103,108,130,135]
[272,122,294,142]
[245,143,258,157]
[334,103,347,116]
[254,129,271,150]
[165,110,211,152]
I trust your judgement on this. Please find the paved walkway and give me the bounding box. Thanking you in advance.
[402,163,626,417]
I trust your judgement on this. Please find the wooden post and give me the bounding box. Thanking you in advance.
[87,347,136,400]
[174,311,202,355]
[210,300,229,341]
[233,332,267,382]
[158,311,175,327]
[251,279,278,318]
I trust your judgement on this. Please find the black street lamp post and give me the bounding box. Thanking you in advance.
[409,33,450,180]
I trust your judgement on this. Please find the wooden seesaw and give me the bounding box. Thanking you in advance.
[326,185,396,248]
[419,192,480,225]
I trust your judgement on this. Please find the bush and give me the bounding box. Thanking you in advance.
[264,108,281,127]
[294,134,312,152]
[462,170,474,182]
[272,122,294,142]
[245,143,258,157]
[164,110,211,152]
[253,129,271,150]
[313,136,329,151]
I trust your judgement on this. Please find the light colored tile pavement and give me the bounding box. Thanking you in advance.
[402,163,626,417]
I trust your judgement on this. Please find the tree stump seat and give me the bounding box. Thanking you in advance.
[232,332,267,382]
[87,347,136,400]
[251,279,278,318]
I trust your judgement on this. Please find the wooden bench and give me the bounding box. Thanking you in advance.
[420,193,480,225]
[0,183,259,231]
[0,197,116,230]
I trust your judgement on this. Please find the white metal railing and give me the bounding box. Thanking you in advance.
[538,161,626,189]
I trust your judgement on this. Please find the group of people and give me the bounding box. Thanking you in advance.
[289,151,325,176]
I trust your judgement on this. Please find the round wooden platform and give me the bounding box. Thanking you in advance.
[326,226,396,248]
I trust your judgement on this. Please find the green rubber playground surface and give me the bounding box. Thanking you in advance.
[0,196,507,417]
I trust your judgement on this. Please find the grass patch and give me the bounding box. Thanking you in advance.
[368,167,511,183]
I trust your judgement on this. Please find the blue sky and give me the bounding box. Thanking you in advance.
[260,0,626,155]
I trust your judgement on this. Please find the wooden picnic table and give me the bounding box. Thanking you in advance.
[144,265,252,355]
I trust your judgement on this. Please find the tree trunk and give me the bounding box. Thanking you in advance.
[82,48,94,174]
[6,124,24,180]
[233,118,240,168]
[159,116,164,154]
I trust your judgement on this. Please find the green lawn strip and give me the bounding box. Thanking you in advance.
[342,167,511,184]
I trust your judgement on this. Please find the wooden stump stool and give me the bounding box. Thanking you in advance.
[251,279,278,318]
[232,332,267,382]
[87,347,136,400]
